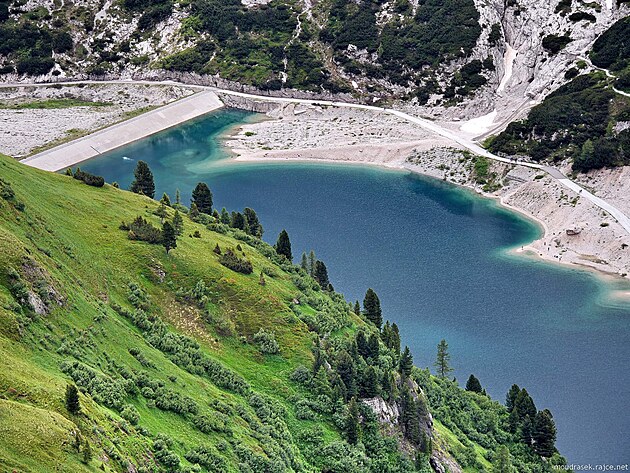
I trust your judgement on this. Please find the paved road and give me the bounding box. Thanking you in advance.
[4,78,630,234]
[20,90,223,171]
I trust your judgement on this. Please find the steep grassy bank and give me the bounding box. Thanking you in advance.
[0,154,565,472]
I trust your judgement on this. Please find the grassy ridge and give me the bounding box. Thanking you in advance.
[0,154,566,472]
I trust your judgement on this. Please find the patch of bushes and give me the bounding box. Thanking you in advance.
[542,34,572,54]
[73,168,105,187]
[219,249,253,274]
[120,216,162,244]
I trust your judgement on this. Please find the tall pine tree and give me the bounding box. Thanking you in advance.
[275,230,292,261]
[346,397,360,445]
[465,374,483,393]
[191,182,213,214]
[162,221,177,254]
[435,339,454,378]
[130,161,155,198]
[243,207,263,237]
[314,260,329,289]
[363,288,382,329]
[399,346,413,378]
[533,409,557,457]
[65,384,80,415]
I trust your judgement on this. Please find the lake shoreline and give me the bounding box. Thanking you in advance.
[227,125,630,291]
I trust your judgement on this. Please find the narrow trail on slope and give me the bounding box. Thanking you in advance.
[3,78,630,234]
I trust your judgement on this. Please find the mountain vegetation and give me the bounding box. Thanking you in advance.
[0,0,483,98]
[0,154,567,472]
[488,18,630,172]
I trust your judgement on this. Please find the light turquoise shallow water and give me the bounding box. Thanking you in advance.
[81,109,630,464]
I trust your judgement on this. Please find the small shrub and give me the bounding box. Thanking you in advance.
[253,328,280,355]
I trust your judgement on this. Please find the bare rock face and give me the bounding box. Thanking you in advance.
[435,0,629,123]
[362,396,400,427]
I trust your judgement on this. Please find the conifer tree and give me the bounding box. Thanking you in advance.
[191,182,213,214]
[312,366,332,398]
[300,252,308,271]
[314,260,329,289]
[391,323,401,354]
[172,210,183,236]
[274,229,292,261]
[155,201,168,224]
[213,243,221,255]
[465,374,483,393]
[160,192,171,206]
[162,221,177,254]
[308,250,316,276]
[243,207,263,237]
[493,446,512,473]
[175,188,181,205]
[354,300,361,316]
[356,331,369,359]
[65,384,80,415]
[346,397,360,445]
[434,339,453,378]
[399,346,414,378]
[367,334,379,359]
[533,409,557,457]
[130,160,155,198]
[189,202,200,220]
[362,365,379,398]
[231,211,246,230]
[506,384,521,412]
[220,207,230,224]
[363,288,382,329]
[336,350,357,397]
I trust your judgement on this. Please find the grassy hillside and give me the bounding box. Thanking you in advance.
[0,154,566,472]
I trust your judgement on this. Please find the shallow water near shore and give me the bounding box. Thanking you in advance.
[81,109,630,464]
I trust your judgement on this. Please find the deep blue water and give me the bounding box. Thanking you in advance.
[81,109,630,465]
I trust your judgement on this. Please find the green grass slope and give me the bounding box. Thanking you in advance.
[0,154,566,473]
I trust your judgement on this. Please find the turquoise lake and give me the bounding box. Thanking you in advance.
[81,109,630,464]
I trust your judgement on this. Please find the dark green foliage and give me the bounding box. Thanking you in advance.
[381,321,401,354]
[52,31,73,53]
[362,288,382,329]
[162,221,177,254]
[160,192,171,206]
[435,339,453,378]
[533,409,557,457]
[591,17,630,72]
[489,72,630,171]
[192,182,213,214]
[219,248,253,274]
[353,300,361,316]
[122,216,163,244]
[65,384,81,414]
[73,168,105,187]
[399,346,413,378]
[243,207,263,237]
[230,211,245,230]
[465,374,482,393]
[172,210,183,236]
[506,384,520,412]
[542,34,572,54]
[123,0,174,31]
[489,23,502,44]
[130,161,155,198]
[345,397,360,444]
[0,21,54,75]
[313,260,329,290]
[274,229,292,261]
[569,11,596,22]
